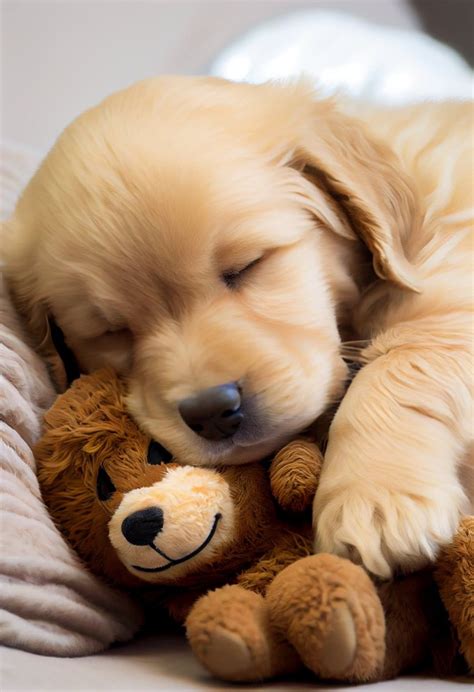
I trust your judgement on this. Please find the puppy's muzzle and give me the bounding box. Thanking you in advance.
[178,383,243,441]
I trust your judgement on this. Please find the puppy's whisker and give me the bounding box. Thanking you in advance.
[340,339,370,349]
[341,354,367,365]
[340,339,370,366]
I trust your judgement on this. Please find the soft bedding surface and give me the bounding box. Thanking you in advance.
[0,143,142,656]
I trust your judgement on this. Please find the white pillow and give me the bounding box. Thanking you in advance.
[211,10,473,105]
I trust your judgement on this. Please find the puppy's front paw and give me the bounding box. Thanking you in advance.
[313,481,466,578]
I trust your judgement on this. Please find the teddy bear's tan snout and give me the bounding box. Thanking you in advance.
[108,465,236,582]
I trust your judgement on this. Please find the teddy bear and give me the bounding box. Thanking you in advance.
[34,368,473,683]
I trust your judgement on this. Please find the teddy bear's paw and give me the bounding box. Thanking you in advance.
[186,585,299,682]
[266,553,386,682]
[270,439,323,513]
[313,480,466,578]
[198,625,261,681]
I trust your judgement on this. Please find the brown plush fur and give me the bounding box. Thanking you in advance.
[35,370,472,682]
[270,439,323,513]
[36,370,284,593]
[435,516,474,673]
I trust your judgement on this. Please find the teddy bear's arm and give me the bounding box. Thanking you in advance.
[270,438,323,513]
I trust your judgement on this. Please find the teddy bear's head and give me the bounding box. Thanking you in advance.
[35,370,282,589]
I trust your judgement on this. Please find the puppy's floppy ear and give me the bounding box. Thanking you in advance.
[294,103,421,291]
[3,216,77,390]
[9,285,74,391]
[47,316,81,387]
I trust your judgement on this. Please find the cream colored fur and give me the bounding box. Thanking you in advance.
[3,78,473,577]
[314,102,474,576]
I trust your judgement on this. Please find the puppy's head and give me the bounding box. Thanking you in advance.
[6,77,419,464]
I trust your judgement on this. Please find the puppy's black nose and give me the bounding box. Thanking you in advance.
[179,383,243,441]
[121,507,164,545]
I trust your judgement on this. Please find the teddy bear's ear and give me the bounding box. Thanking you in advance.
[35,369,127,486]
[269,439,323,513]
[42,368,125,429]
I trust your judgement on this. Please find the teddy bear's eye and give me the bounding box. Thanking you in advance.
[96,466,116,501]
[147,440,173,465]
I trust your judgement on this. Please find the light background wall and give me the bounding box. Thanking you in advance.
[1,0,418,151]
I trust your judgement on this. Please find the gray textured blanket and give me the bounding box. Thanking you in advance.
[0,143,142,655]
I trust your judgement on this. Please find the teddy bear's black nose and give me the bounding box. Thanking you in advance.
[178,383,243,441]
[121,507,164,545]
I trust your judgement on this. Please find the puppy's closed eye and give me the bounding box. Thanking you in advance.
[101,326,131,338]
[221,257,263,290]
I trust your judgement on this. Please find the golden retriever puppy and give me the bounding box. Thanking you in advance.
[3,77,473,577]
